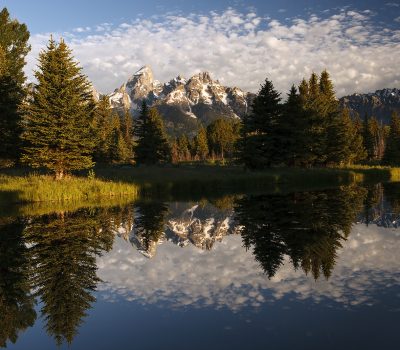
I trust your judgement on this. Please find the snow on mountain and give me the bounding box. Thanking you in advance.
[339,88,400,124]
[108,65,254,133]
[114,202,239,259]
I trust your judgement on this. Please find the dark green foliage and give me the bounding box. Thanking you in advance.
[278,85,309,166]
[382,112,400,165]
[193,126,209,160]
[24,208,114,346]
[239,78,281,168]
[93,98,133,163]
[207,118,240,159]
[363,115,386,162]
[351,114,367,163]
[21,38,95,179]
[0,8,30,159]
[134,101,171,165]
[363,113,374,161]
[326,108,355,165]
[0,218,36,348]
[235,185,366,279]
[176,134,191,161]
[132,200,169,256]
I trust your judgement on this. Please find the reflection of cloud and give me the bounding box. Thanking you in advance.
[97,224,400,311]
[26,8,400,96]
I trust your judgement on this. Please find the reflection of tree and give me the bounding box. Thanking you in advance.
[0,218,36,348]
[363,183,384,225]
[24,208,115,346]
[131,201,169,257]
[235,185,366,280]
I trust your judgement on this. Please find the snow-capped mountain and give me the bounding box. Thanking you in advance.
[339,88,400,124]
[108,65,254,135]
[114,202,240,258]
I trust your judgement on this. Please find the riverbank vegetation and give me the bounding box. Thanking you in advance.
[1,7,400,205]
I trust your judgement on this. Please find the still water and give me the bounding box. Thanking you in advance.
[1,183,399,349]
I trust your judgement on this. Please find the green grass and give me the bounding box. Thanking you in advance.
[0,173,139,204]
[1,164,399,207]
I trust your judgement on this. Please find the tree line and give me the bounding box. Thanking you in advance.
[1,7,400,179]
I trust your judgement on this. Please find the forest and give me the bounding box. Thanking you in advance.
[1,7,400,181]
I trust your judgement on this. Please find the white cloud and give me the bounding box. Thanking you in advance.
[97,223,400,311]
[26,9,400,96]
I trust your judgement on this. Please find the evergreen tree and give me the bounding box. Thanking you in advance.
[0,45,5,76]
[351,114,367,163]
[0,8,30,159]
[193,126,209,160]
[93,95,115,162]
[366,116,386,161]
[21,38,95,179]
[176,134,191,161]
[120,109,134,159]
[239,78,282,169]
[134,101,171,165]
[278,85,308,166]
[207,118,240,160]
[362,113,375,161]
[382,112,400,165]
[326,108,354,165]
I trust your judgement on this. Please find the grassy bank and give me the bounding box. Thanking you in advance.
[0,164,399,206]
[0,174,139,204]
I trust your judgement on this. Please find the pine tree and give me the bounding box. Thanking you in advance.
[176,134,191,161]
[193,126,209,160]
[93,96,115,162]
[382,112,400,165]
[0,8,30,159]
[238,78,281,169]
[207,119,240,160]
[362,113,374,161]
[278,85,308,166]
[326,108,354,165]
[120,109,134,160]
[351,114,367,163]
[134,101,171,165]
[21,38,95,179]
[0,45,5,76]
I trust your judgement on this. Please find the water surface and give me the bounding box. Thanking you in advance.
[1,183,399,349]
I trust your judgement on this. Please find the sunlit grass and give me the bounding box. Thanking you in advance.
[0,174,139,204]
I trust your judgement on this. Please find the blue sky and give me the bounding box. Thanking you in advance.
[2,0,400,95]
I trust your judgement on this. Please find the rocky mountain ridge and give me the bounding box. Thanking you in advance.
[339,88,400,123]
[115,203,240,258]
[108,65,254,135]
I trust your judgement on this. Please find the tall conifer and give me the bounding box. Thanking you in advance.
[0,8,30,159]
[21,38,95,179]
[382,112,400,165]
[134,101,171,165]
[238,78,281,169]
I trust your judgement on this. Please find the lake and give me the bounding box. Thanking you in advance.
[1,182,399,349]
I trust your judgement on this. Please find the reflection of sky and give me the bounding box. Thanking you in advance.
[97,223,400,311]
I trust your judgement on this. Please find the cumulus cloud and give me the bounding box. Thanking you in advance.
[96,223,400,311]
[26,8,400,96]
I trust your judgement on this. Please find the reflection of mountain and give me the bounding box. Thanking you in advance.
[97,223,400,311]
[121,201,239,258]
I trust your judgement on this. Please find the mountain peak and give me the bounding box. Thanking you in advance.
[133,65,153,77]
